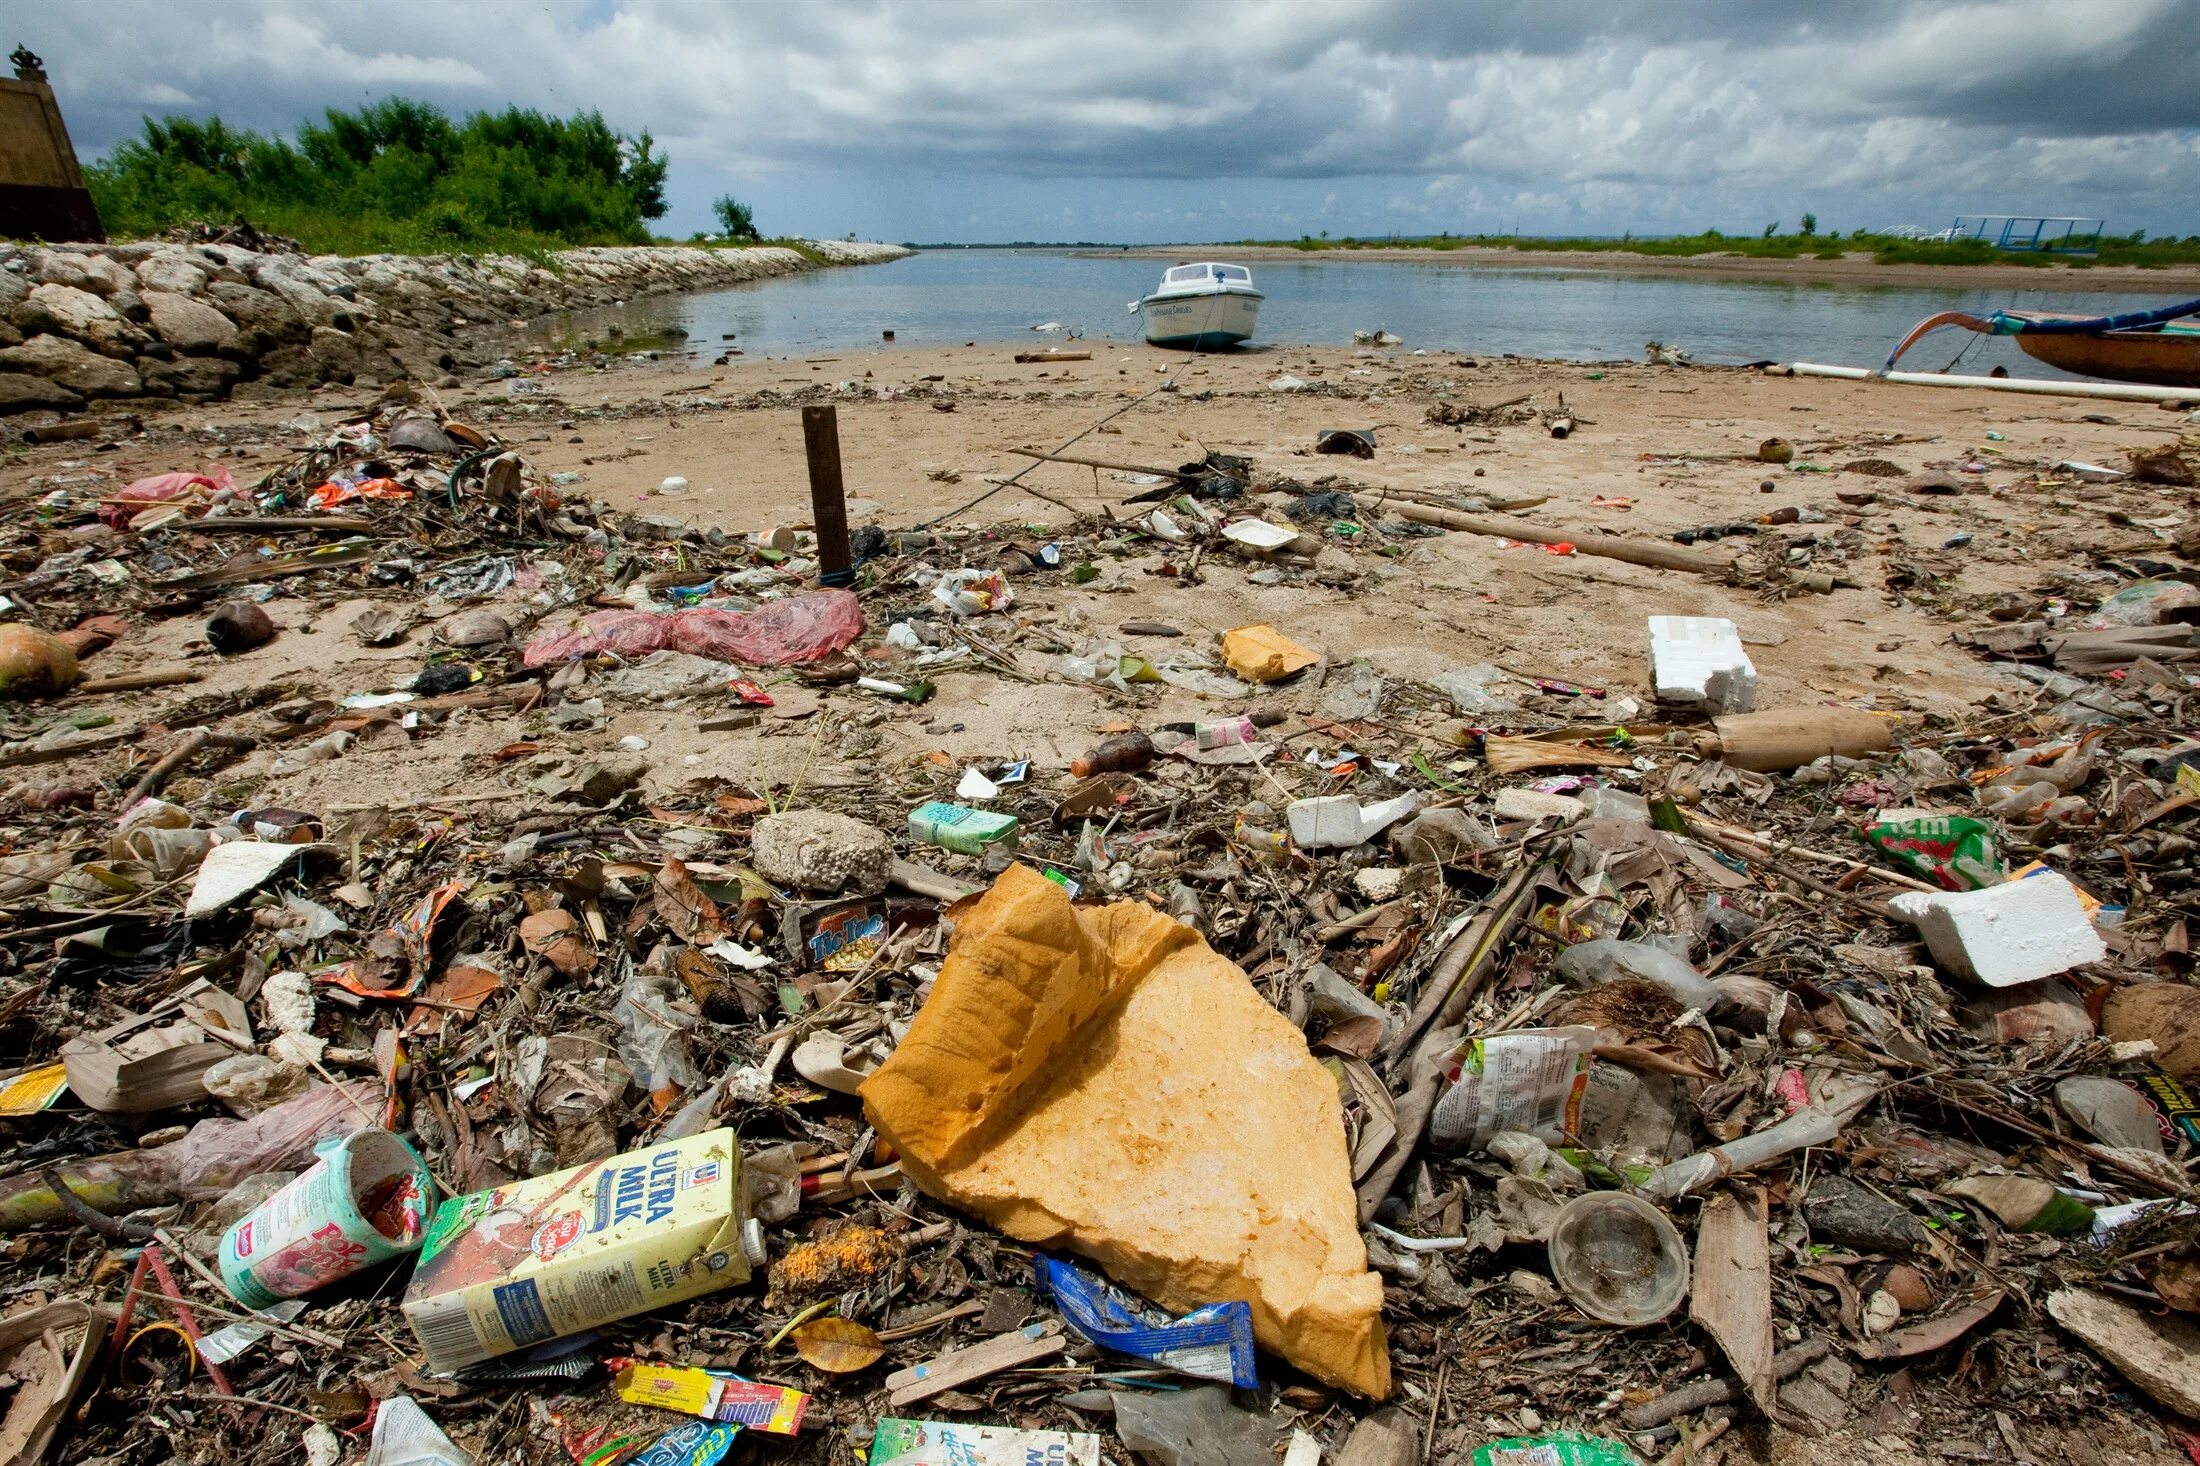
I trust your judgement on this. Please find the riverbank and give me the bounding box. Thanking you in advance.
[0,239,911,411]
[1113,243,2200,294]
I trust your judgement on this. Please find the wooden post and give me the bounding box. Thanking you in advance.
[801,404,854,588]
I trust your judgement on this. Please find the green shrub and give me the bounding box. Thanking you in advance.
[85,98,669,253]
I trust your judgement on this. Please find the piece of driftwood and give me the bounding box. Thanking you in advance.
[1692,1188,1775,1415]
[883,1319,1064,1406]
[73,668,203,695]
[1392,502,1734,576]
[1620,1338,1831,1429]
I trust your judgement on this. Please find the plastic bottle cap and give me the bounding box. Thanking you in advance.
[741,1216,769,1267]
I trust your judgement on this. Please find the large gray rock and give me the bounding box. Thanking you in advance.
[144,291,241,355]
[0,333,142,397]
[307,324,363,380]
[0,372,83,412]
[750,810,894,896]
[36,251,135,297]
[205,282,308,345]
[0,269,28,314]
[137,254,209,296]
[141,355,241,398]
[15,283,122,341]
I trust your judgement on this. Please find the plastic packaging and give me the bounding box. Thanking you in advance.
[616,966,703,1110]
[220,1128,435,1307]
[873,1421,1100,1466]
[614,1363,809,1431]
[0,1080,379,1232]
[366,1395,471,1466]
[102,466,237,529]
[1858,810,2003,891]
[931,569,1013,618]
[908,802,1020,855]
[521,590,864,668]
[1555,939,1718,1011]
[1545,1192,1689,1326]
[1071,733,1156,778]
[1034,1252,1257,1387]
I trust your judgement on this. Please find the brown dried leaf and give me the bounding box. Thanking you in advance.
[792,1316,884,1373]
[654,856,727,944]
[520,908,595,976]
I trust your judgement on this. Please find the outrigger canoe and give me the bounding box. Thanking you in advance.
[1883,296,2200,388]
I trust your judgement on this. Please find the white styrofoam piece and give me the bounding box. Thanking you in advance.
[1289,795,1367,849]
[1222,519,1300,550]
[185,840,307,918]
[1493,788,1586,824]
[1888,870,2107,987]
[1648,615,1757,713]
[1288,793,1421,849]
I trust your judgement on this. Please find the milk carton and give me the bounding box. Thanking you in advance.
[401,1128,748,1372]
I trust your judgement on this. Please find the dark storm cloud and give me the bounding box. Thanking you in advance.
[12,0,2198,238]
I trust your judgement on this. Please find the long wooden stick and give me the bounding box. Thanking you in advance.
[1007,446,1180,476]
[1392,502,1735,576]
[75,669,203,695]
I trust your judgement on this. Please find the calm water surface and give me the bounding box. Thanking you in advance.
[529,247,2185,378]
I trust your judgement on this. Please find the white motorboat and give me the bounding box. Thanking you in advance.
[1131,262,1262,349]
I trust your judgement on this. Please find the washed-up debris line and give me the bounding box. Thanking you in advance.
[0,384,2195,1466]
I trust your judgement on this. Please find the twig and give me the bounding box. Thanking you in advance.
[40,1165,154,1241]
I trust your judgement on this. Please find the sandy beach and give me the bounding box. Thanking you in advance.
[1114,243,2200,295]
[6,337,2189,812]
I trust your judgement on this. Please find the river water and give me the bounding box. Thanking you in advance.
[529,247,2184,378]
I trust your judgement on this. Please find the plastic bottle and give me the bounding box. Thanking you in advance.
[1071,732,1157,777]
[1555,939,1719,1011]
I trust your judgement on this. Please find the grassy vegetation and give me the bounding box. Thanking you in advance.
[1239,229,2200,268]
[86,98,671,257]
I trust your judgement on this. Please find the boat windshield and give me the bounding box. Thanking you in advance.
[1164,263,1254,284]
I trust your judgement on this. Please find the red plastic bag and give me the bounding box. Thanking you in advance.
[522,589,864,669]
[103,466,238,529]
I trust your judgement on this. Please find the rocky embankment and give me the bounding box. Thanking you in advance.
[0,238,911,412]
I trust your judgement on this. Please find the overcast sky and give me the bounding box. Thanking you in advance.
[19,0,2200,243]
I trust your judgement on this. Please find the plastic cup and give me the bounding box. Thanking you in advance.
[1546,1191,1690,1326]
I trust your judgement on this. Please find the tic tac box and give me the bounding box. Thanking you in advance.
[401,1128,747,1372]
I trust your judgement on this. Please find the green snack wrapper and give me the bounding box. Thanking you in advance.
[1859,811,2002,890]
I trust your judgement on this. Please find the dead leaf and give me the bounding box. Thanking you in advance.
[520,908,595,977]
[654,856,727,943]
[792,1316,885,1373]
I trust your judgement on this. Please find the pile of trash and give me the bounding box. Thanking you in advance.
[0,392,2196,1466]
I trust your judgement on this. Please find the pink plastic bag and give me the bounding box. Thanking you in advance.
[102,466,238,529]
[522,589,865,668]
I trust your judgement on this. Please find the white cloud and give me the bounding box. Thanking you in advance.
[15,0,2200,241]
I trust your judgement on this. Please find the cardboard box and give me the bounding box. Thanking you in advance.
[401,1128,747,1372]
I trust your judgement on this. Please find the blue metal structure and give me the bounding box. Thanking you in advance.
[1947,215,2104,253]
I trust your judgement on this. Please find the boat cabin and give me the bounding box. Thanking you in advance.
[1163,263,1253,288]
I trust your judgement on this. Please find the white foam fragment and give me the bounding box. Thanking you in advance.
[1648,615,1757,714]
[1888,870,2107,987]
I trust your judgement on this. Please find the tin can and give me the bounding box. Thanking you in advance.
[219,1128,435,1309]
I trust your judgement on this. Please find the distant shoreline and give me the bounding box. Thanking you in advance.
[1097,243,2200,295]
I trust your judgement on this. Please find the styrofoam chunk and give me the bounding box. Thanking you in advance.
[1648,615,1757,714]
[1493,788,1585,824]
[1888,870,2106,987]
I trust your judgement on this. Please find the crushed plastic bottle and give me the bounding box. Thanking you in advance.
[1555,939,1718,1011]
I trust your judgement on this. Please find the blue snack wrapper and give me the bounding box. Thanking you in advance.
[629,1421,741,1466]
[1032,1254,1257,1388]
